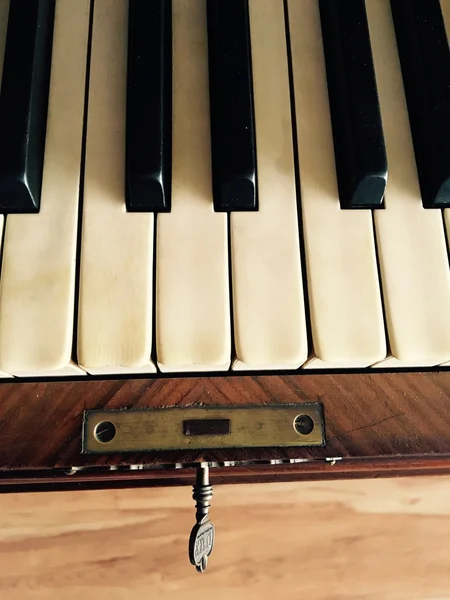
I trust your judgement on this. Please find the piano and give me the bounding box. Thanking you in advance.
[1,0,450,571]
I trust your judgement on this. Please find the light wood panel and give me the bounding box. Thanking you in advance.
[1,476,450,599]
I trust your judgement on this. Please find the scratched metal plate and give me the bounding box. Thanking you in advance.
[82,403,325,453]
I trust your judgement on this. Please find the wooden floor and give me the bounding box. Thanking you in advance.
[0,476,450,599]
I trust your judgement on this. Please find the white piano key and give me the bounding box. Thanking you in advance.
[438,0,450,366]
[155,0,231,373]
[288,0,386,368]
[77,0,156,375]
[438,0,450,368]
[440,0,450,55]
[0,0,88,376]
[367,0,450,368]
[231,0,307,371]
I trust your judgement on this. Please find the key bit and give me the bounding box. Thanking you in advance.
[188,465,215,573]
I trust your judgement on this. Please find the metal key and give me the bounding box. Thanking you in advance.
[188,465,215,572]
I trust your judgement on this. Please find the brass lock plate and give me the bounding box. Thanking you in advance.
[82,403,325,453]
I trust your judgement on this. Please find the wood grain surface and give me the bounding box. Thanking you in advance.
[1,476,450,599]
[1,370,450,478]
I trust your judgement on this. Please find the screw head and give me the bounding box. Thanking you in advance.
[94,421,116,443]
[294,414,314,436]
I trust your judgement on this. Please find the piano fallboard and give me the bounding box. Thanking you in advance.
[0,370,449,490]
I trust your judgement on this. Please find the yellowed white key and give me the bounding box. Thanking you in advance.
[0,0,10,377]
[0,0,88,376]
[288,0,386,368]
[156,0,231,373]
[437,0,450,367]
[367,0,450,368]
[231,0,307,371]
[77,0,155,375]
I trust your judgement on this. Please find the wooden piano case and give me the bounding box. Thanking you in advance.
[0,369,449,492]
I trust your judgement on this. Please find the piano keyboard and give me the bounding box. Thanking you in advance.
[0,0,449,377]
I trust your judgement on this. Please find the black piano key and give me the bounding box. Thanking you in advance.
[0,0,55,214]
[126,0,172,213]
[390,0,450,208]
[319,0,387,209]
[207,0,257,212]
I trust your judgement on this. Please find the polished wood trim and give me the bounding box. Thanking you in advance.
[2,455,450,493]
[0,371,449,482]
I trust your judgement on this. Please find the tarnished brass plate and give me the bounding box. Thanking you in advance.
[82,404,325,453]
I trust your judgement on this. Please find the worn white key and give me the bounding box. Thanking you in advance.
[438,0,450,367]
[367,0,450,368]
[231,0,307,371]
[0,0,88,376]
[288,0,386,368]
[156,0,231,373]
[0,0,9,377]
[77,0,155,375]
